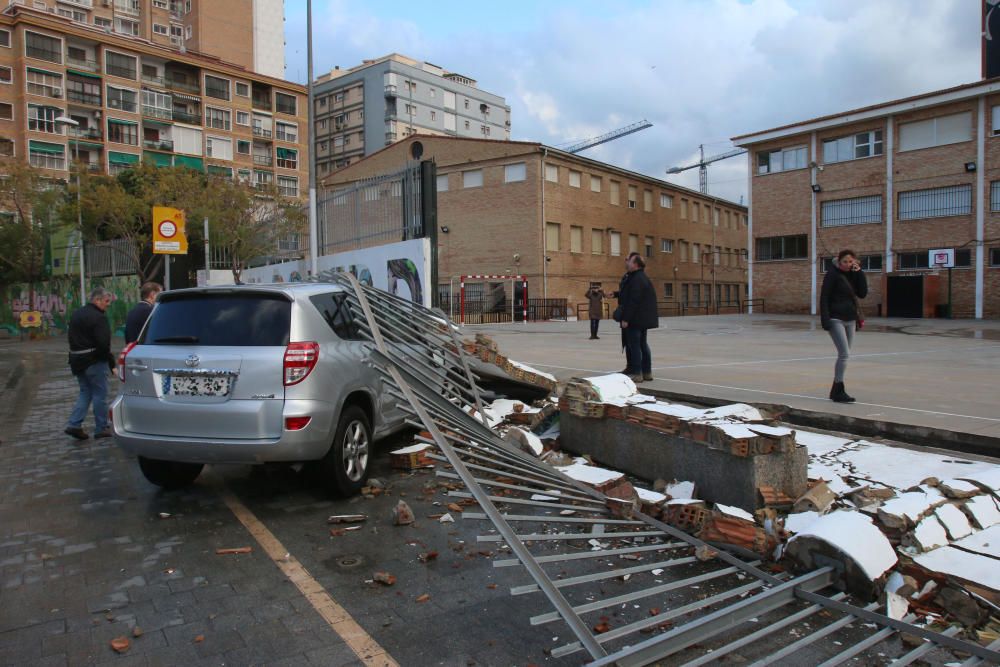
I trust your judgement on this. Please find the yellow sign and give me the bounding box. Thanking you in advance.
[152,206,188,255]
[19,311,42,328]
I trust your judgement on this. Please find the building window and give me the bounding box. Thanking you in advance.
[680,242,689,261]
[105,51,137,80]
[0,102,12,120]
[990,247,1000,266]
[756,235,808,261]
[663,283,674,300]
[277,175,298,197]
[990,181,1000,211]
[115,18,140,36]
[680,199,688,219]
[107,119,138,145]
[610,231,621,256]
[823,130,883,163]
[276,147,297,169]
[204,75,230,101]
[628,234,639,254]
[644,236,653,257]
[436,174,448,192]
[628,185,637,209]
[898,184,972,221]
[106,86,138,113]
[544,163,558,182]
[94,17,112,29]
[900,112,972,151]
[1,64,14,83]
[235,82,250,97]
[25,31,61,64]
[820,195,882,227]
[153,24,169,35]
[504,162,526,183]
[590,175,601,192]
[568,170,581,188]
[27,104,61,133]
[275,92,297,115]
[660,193,673,208]
[276,121,297,142]
[591,229,603,254]
[713,208,720,226]
[142,90,172,119]
[205,107,231,131]
[570,226,583,253]
[237,140,250,154]
[462,169,482,188]
[0,29,9,48]
[641,189,652,212]
[691,243,700,263]
[28,140,64,169]
[757,145,807,174]
[236,111,250,126]
[822,255,883,273]
[610,180,620,206]
[897,252,929,270]
[661,239,674,253]
[205,136,232,160]
[546,222,560,252]
[27,68,65,97]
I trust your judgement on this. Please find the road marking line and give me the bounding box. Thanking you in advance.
[214,479,398,667]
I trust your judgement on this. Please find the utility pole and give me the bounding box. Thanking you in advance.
[307,0,318,277]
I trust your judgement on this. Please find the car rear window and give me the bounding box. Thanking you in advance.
[141,293,291,346]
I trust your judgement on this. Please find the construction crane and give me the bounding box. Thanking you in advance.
[666,145,748,194]
[562,119,653,154]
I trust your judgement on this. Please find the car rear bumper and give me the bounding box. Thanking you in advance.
[110,396,336,464]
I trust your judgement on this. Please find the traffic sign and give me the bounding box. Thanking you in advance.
[153,206,188,255]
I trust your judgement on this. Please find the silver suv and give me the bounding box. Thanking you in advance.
[111,283,406,494]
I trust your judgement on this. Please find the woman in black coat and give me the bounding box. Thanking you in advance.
[820,249,868,403]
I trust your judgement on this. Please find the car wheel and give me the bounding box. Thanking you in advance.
[138,456,204,489]
[323,405,371,496]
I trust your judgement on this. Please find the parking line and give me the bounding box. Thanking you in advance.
[214,479,399,667]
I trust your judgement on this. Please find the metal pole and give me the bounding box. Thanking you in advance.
[165,255,171,291]
[203,217,210,286]
[307,0,318,277]
[74,142,85,305]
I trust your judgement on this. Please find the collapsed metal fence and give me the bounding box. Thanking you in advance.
[320,270,999,666]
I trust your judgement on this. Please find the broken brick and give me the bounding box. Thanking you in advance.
[110,637,130,653]
[373,572,396,586]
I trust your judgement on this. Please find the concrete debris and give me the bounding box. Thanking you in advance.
[215,547,252,555]
[504,427,544,457]
[699,514,776,558]
[373,571,396,586]
[715,504,755,522]
[327,514,367,524]
[758,485,795,508]
[934,587,987,628]
[934,504,973,541]
[392,500,415,526]
[695,545,719,561]
[937,478,981,499]
[907,515,949,552]
[539,449,573,467]
[962,495,1000,530]
[886,590,909,620]
[784,512,819,535]
[439,513,455,524]
[793,482,836,514]
[662,480,696,500]
[389,443,435,470]
[877,491,946,531]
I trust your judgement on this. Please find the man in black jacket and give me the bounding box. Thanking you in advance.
[65,287,116,440]
[125,281,161,344]
[618,254,659,383]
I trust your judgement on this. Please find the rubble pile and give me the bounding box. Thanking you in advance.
[461,333,558,393]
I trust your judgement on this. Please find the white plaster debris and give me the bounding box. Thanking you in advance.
[914,530,1000,591]
[934,504,973,541]
[635,488,667,504]
[833,442,996,490]
[878,491,944,527]
[531,494,559,502]
[663,481,696,500]
[789,511,897,580]
[695,403,764,422]
[389,443,432,455]
[507,359,557,382]
[911,515,949,552]
[715,504,755,522]
[439,513,454,524]
[794,430,854,455]
[948,524,1000,558]
[959,468,1000,493]
[937,478,981,498]
[507,427,544,456]
[707,422,760,440]
[635,402,705,421]
[885,571,905,595]
[665,498,704,506]
[963,494,1000,530]
[784,512,820,535]
[555,463,624,486]
[581,374,638,402]
[886,591,909,621]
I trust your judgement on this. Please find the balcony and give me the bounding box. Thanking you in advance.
[106,64,136,79]
[171,109,200,124]
[68,126,102,141]
[252,95,271,111]
[66,55,99,72]
[143,139,174,152]
[384,84,397,97]
[165,76,200,95]
[142,106,172,121]
[385,131,397,142]
[61,0,94,7]
[275,130,297,143]
[253,154,273,167]
[252,127,272,138]
[114,0,140,16]
[26,46,62,64]
[276,158,297,170]
[67,90,101,106]
[141,72,165,86]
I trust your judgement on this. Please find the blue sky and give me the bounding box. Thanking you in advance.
[283,1,981,203]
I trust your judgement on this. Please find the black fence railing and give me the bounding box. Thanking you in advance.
[439,296,568,324]
[574,299,764,318]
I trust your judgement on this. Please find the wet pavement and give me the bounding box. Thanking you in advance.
[474,314,1000,441]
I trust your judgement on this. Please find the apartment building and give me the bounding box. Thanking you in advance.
[4,0,285,78]
[321,135,748,309]
[0,5,306,198]
[313,54,510,177]
[733,78,1000,320]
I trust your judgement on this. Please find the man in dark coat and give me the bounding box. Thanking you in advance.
[65,288,116,440]
[125,281,162,344]
[618,253,658,383]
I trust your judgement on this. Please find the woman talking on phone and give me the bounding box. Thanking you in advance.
[820,249,868,403]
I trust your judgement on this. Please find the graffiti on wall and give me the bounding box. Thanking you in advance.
[0,276,140,336]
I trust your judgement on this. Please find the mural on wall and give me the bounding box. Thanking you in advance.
[239,238,431,307]
[0,276,140,336]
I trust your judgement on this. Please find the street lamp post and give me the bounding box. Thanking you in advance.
[55,115,86,305]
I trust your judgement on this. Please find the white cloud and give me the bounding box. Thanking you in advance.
[288,0,981,203]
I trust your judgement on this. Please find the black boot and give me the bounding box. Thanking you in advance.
[830,382,855,403]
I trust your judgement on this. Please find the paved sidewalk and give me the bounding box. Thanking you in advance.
[471,314,1000,440]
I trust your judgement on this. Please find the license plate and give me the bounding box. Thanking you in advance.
[163,375,232,397]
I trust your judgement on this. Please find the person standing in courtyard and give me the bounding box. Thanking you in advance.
[585,282,606,339]
[65,287,116,440]
[125,281,162,344]
[820,249,868,403]
[618,253,659,383]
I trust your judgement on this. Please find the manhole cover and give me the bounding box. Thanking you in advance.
[335,555,365,569]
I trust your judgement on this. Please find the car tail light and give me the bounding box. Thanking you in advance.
[117,342,136,382]
[283,342,319,386]
[284,416,311,431]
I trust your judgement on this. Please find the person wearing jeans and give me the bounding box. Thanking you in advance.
[820,249,868,403]
[65,287,116,440]
[617,254,659,383]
